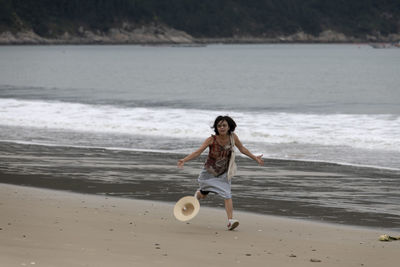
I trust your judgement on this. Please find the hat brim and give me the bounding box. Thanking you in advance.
[173,196,200,221]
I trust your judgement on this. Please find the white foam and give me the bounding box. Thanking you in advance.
[1,98,399,152]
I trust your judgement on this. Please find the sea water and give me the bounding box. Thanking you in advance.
[0,44,399,169]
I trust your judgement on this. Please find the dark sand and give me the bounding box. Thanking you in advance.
[1,141,399,230]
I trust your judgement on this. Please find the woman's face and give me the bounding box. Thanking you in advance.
[216,120,230,135]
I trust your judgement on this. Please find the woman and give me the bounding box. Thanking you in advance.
[177,115,264,230]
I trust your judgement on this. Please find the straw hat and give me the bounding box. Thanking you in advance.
[173,196,200,221]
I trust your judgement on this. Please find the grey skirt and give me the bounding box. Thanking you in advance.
[197,168,232,199]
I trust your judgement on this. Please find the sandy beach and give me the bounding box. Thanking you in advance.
[1,183,399,267]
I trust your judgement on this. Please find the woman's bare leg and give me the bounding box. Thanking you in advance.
[224,198,233,219]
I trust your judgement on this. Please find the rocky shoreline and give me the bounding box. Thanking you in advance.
[0,24,194,45]
[1,24,399,45]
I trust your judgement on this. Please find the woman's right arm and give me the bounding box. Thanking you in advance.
[177,137,213,168]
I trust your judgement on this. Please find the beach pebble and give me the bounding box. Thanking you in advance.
[310,258,322,262]
[289,254,297,257]
[245,253,252,256]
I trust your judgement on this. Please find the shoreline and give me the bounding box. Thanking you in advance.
[1,141,399,231]
[1,183,399,267]
[2,138,400,172]
[0,40,397,46]
[1,28,399,46]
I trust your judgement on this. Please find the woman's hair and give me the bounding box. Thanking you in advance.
[212,115,237,135]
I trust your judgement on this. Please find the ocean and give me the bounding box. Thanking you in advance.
[0,44,399,230]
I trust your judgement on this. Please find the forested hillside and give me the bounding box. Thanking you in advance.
[0,0,399,42]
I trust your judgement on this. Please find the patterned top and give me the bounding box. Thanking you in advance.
[204,135,233,176]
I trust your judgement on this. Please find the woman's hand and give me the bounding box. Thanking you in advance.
[256,154,264,166]
[177,159,185,169]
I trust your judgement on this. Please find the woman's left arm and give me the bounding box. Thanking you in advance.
[233,133,264,166]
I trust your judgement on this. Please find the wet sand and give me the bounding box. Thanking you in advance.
[1,141,399,230]
[1,183,399,267]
